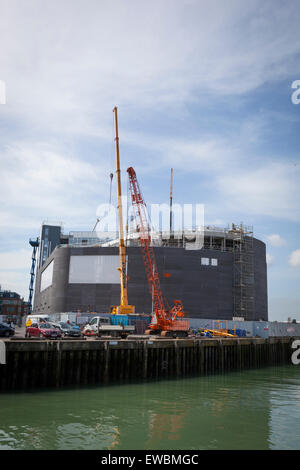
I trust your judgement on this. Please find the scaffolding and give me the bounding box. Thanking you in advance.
[230,223,255,321]
[66,225,250,253]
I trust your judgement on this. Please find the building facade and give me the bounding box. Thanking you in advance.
[0,290,28,324]
[33,224,268,321]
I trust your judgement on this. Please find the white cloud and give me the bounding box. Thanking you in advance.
[1,0,300,297]
[1,0,300,136]
[216,163,300,222]
[0,0,299,227]
[0,249,33,298]
[122,130,238,174]
[266,253,274,265]
[289,249,300,267]
[267,234,286,247]
[0,249,32,271]
[0,142,107,232]
[117,121,300,222]
[268,297,300,321]
[0,271,28,299]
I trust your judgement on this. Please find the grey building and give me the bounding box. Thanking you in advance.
[33,224,268,321]
[38,224,65,267]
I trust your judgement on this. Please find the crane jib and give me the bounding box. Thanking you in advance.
[127,166,188,334]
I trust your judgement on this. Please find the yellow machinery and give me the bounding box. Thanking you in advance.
[204,320,237,338]
[110,107,135,315]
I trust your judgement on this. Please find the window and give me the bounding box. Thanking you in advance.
[201,257,209,266]
[211,258,218,266]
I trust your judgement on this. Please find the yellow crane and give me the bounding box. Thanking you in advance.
[110,106,135,315]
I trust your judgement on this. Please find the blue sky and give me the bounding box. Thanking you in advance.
[0,0,299,320]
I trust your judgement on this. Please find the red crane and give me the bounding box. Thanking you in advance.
[127,166,189,337]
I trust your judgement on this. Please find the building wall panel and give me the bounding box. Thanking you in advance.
[33,239,268,321]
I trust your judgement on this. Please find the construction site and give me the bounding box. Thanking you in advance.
[23,109,268,330]
[1,106,299,394]
[32,223,267,323]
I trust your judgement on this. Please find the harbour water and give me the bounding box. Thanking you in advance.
[0,365,299,450]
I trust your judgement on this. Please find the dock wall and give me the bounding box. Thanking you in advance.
[0,337,298,392]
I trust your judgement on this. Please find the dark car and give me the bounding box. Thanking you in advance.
[68,322,81,331]
[25,322,62,339]
[58,322,82,337]
[0,322,15,337]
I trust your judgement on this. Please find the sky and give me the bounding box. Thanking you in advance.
[0,0,299,321]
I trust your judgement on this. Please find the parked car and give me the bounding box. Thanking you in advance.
[25,322,62,339]
[0,322,15,338]
[26,314,50,327]
[67,322,81,331]
[50,322,82,338]
[60,322,82,337]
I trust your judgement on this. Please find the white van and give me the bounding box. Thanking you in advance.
[26,314,50,327]
[82,316,135,338]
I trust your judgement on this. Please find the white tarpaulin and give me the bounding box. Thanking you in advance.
[40,260,54,291]
[68,255,120,284]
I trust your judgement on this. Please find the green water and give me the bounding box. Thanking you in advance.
[0,366,299,450]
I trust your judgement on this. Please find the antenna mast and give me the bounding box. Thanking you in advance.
[170,168,173,237]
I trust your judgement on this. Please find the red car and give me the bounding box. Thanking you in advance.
[25,322,62,339]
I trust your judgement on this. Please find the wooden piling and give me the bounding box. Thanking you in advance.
[0,336,298,392]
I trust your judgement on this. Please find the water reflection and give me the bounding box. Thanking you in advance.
[0,366,299,450]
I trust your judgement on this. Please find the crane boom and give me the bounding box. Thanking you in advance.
[127,166,165,314]
[127,166,189,335]
[110,107,135,315]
